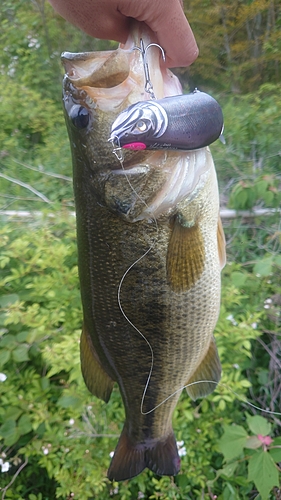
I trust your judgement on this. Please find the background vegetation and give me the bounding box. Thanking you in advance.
[0,0,280,498]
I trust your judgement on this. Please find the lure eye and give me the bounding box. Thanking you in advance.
[69,105,90,129]
[136,120,147,132]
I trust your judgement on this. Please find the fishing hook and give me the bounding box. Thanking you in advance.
[133,39,165,99]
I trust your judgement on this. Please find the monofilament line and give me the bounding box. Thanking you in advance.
[140,379,281,416]
[116,156,159,415]
[117,252,155,416]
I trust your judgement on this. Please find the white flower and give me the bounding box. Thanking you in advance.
[109,451,115,458]
[226,314,238,326]
[178,445,187,457]
[110,485,119,496]
[0,459,10,473]
[1,462,10,472]
[251,322,258,329]
[0,373,7,382]
[27,37,40,49]
[177,440,187,457]
[42,447,49,455]
[68,418,75,426]
[7,67,16,77]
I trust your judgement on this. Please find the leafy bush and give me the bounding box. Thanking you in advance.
[215,415,281,500]
[210,84,281,200]
[229,174,281,210]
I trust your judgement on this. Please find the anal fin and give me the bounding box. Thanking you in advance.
[167,214,205,292]
[185,336,221,400]
[107,426,180,481]
[80,324,114,403]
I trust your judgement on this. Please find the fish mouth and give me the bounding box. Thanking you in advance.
[61,50,131,89]
[62,47,142,114]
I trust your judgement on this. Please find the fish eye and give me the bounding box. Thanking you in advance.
[69,105,90,129]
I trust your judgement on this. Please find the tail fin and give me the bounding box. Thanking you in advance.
[107,426,180,481]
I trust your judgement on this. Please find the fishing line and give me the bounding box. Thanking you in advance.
[139,378,281,417]
[115,154,159,415]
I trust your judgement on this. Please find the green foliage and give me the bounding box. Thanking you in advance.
[211,84,281,195]
[0,75,63,152]
[229,174,281,210]
[0,217,280,498]
[0,0,117,212]
[215,415,280,500]
[184,0,281,92]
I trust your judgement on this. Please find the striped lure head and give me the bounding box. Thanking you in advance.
[109,100,168,151]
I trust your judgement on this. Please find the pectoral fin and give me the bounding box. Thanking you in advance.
[166,215,205,292]
[185,336,221,400]
[217,215,226,269]
[80,324,115,403]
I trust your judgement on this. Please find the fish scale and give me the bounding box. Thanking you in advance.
[62,22,226,482]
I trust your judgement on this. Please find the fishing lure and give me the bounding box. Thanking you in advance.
[109,90,224,153]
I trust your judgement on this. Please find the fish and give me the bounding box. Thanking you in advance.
[62,22,226,482]
[109,90,224,151]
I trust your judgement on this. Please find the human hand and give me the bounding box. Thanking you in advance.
[48,0,198,68]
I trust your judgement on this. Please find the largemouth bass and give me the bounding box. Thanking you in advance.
[62,23,226,482]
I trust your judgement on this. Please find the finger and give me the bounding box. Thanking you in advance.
[118,0,199,67]
[155,11,199,68]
